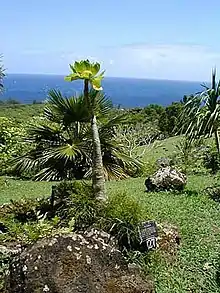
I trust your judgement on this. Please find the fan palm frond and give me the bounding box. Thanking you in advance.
[44,90,90,124]
[179,70,220,153]
[87,89,113,117]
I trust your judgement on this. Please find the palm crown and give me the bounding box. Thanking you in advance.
[12,90,141,181]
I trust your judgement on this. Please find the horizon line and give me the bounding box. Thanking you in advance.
[4,72,207,84]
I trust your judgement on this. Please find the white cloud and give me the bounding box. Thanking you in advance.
[104,43,220,81]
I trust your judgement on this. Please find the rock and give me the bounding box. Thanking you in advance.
[4,229,154,293]
[157,223,181,257]
[145,166,186,192]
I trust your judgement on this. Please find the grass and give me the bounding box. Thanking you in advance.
[0,179,53,205]
[1,136,220,292]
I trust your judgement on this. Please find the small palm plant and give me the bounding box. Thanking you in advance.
[65,60,106,201]
[181,69,220,154]
[12,90,142,183]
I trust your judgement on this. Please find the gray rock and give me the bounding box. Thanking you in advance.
[145,166,186,192]
[4,230,154,293]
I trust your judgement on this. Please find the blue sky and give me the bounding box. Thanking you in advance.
[2,0,220,81]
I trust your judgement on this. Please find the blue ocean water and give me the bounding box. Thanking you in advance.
[1,74,203,107]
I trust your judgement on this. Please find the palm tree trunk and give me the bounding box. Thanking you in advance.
[91,114,106,201]
[84,79,106,201]
[214,129,220,155]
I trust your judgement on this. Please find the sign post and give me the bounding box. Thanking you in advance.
[138,221,158,250]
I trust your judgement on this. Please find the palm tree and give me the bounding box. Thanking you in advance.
[0,55,5,92]
[181,69,220,154]
[12,90,142,182]
[65,60,107,201]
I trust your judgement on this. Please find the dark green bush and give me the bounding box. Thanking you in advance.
[99,192,148,251]
[204,184,220,202]
[4,198,39,223]
[203,147,220,174]
[46,181,102,230]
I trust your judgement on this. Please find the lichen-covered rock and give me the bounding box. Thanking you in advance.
[145,167,186,192]
[157,223,181,258]
[4,229,154,293]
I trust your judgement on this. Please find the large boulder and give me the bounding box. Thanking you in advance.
[4,229,154,293]
[145,166,186,192]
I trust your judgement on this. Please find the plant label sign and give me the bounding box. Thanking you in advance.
[138,221,158,249]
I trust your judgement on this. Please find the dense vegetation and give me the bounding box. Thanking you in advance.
[1,58,220,292]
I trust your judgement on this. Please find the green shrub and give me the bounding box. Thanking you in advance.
[170,137,204,174]
[0,217,61,244]
[203,146,220,174]
[204,184,220,202]
[4,198,40,223]
[0,117,28,175]
[46,181,102,230]
[99,192,148,251]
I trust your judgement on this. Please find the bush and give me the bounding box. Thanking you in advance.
[0,217,61,244]
[170,137,204,174]
[99,192,148,251]
[204,184,220,202]
[0,117,28,175]
[2,198,40,223]
[45,181,102,230]
[203,146,220,174]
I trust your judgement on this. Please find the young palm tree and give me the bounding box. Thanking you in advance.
[181,69,220,154]
[12,90,142,181]
[0,55,5,91]
[65,60,107,201]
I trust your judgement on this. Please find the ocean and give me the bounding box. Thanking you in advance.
[1,74,204,108]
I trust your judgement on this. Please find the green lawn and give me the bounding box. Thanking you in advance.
[1,174,220,292]
[0,179,53,204]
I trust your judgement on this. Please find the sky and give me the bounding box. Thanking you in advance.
[2,0,220,81]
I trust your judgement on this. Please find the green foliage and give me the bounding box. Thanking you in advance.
[0,104,44,122]
[0,117,29,175]
[48,181,101,230]
[203,145,220,174]
[143,104,164,116]
[99,192,146,251]
[0,181,100,244]
[2,157,220,291]
[170,136,204,174]
[180,70,220,154]
[204,184,220,202]
[3,198,39,222]
[12,91,141,181]
[0,176,8,190]
[0,217,61,244]
[158,102,183,136]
